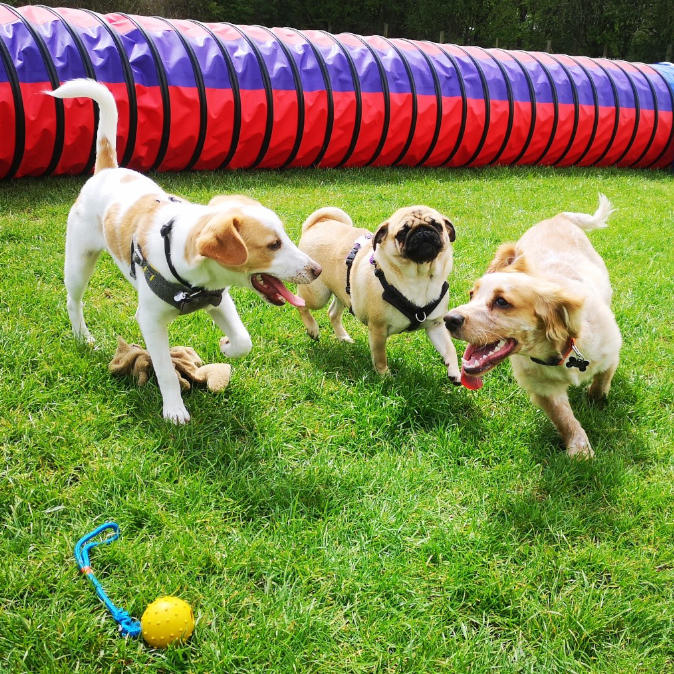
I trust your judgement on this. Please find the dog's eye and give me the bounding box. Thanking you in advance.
[267,239,282,251]
[493,297,510,308]
[396,225,410,243]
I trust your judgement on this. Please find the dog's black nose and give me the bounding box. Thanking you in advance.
[444,312,464,332]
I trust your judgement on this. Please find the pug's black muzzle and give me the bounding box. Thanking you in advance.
[404,226,443,263]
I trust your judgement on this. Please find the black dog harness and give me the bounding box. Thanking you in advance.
[344,235,449,332]
[530,338,590,371]
[130,219,224,314]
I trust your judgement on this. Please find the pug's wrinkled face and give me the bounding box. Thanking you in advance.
[373,206,456,265]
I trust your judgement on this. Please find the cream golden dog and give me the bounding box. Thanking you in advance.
[48,79,321,424]
[296,206,460,380]
[444,195,621,458]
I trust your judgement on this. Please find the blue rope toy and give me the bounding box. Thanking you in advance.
[74,522,141,638]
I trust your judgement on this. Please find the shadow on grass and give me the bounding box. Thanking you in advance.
[302,333,481,433]
[491,371,643,541]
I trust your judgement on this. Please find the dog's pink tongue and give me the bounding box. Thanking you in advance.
[461,367,483,390]
[263,274,305,307]
[460,343,483,390]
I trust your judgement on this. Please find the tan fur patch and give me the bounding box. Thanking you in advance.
[103,195,162,264]
[120,173,139,184]
[235,216,279,271]
[209,194,261,208]
[188,210,282,271]
[191,212,249,267]
[95,136,117,173]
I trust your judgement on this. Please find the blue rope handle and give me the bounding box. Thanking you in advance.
[74,522,142,638]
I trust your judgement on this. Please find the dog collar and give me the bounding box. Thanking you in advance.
[129,220,224,314]
[345,234,372,296]
[530,338,590,371]
[373,263,449,332]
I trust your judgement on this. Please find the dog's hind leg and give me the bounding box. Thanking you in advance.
[588,361,618,401]
[531,392,594,459]
[64,207,104,344]
[328,297,354,343]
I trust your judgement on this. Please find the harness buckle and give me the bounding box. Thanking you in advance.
[415,310,427,323]
[174,289,202,311]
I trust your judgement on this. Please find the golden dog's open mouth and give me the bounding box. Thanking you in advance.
[461,338,518,389]
[251,273,305,307]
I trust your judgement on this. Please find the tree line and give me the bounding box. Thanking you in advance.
[24,0,674,62]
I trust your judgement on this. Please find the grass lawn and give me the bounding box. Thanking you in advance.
[0,165,672,672]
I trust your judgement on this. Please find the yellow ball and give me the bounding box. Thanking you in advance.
[141,596,195,648]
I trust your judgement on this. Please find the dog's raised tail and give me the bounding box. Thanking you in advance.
[301,207,353,233]
[46,79,118,173]
[562,193,614,232]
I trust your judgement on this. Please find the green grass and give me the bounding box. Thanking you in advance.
[0,166,672,673]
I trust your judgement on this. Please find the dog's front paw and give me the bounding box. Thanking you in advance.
[74,328,95,346]
[566,437,594,460]
[163,402,191,425]
[446,364,461,386]
[220,336,252,358]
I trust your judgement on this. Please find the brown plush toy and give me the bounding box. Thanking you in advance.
[109,337,231,392]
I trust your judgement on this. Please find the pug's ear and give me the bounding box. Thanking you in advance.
[373,222,389,250]
[443,217,456,242]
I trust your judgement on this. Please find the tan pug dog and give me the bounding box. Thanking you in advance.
[296,206,460,381]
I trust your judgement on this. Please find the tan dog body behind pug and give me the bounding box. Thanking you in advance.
[296,206,460,381]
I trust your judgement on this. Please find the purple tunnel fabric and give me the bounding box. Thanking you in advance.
[0,4,672,178]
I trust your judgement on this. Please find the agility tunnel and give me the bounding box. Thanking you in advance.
[0,4,672,178]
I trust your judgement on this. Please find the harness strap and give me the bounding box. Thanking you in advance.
[160,220,193,288]
[530,338,589,371]
[345,234,372,296]
[373,264,449,332]
[131,234,224,314]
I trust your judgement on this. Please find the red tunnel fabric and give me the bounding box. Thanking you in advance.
[0,4,672,178]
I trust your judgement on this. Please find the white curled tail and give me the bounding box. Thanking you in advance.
[562,193,614,232]
[46,79,118,173]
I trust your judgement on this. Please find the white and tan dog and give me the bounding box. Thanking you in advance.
[296,206,460,380]
[48,79,321,424]
[444,195,621,458]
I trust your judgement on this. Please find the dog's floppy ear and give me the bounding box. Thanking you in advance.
[487,243,520,273]
[196,213,248,267]
[442,217,456,242]
[534,285,584,346]
[373,222,389,250]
